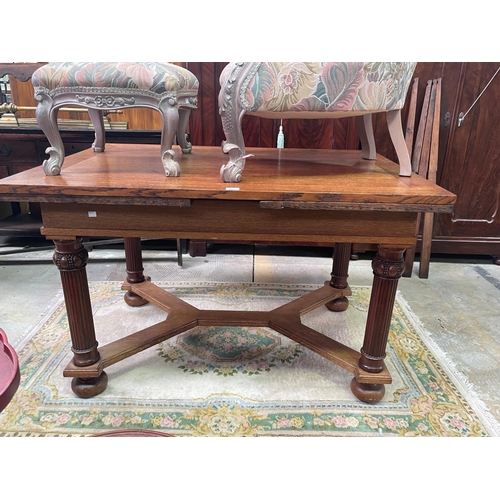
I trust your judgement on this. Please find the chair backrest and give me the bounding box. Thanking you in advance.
[403,78,442,279]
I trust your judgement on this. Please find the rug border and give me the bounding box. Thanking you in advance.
[395,290,500,437]
[4,280,498,437]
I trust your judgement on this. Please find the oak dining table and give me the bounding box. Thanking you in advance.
[0,144,456,403]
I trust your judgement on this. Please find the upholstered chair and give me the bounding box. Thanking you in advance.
[218,62,417,182]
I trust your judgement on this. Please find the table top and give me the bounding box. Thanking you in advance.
[0,144,456,212]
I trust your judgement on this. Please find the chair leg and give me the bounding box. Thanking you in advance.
[88,108,106,152]
[158,98,181,177]
[356,114,376,160]
[387,109,412,176]
[418,80,441,279]
[219,64,255,183]
[404,78,419,160]
[35,95,65,175]
[219,103,250,182]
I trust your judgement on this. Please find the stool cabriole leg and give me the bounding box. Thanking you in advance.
[35,93,65,175]
[88,108,106,152]
[159,97,181,177]
[53,238,107,397]
[177,108,193,153]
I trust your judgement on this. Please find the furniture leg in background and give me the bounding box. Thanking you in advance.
[124,237,149,307]
[326,242,352,312]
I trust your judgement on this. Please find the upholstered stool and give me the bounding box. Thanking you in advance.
[32,62,199,176]
[218,62,416,182]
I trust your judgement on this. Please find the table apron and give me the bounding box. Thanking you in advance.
[40,200,418,245]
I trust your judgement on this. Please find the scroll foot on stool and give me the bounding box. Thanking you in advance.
[220,142,254,183]
[43,147,64,176]
[180,134,192,154]
[350,378,385,403]
[71,371,108,398]
[325,296,349,312]
[162,149,181,177]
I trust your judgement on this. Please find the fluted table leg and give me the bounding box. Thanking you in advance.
[53,238,107,397]
[351,246,406,403]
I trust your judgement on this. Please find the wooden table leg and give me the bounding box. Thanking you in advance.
[123,237,149,307]
[326,242,352,312]
[350,246,406,403]
[53,238,108,397]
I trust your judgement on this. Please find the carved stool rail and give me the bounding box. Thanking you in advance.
[32,62,199,177]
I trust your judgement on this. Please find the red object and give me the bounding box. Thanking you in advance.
[0,328,20,412]
[92,429,173,437]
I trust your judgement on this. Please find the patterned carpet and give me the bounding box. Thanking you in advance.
[0,282,496,436]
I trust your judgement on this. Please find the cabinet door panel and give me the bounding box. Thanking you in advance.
[436,62,500,239]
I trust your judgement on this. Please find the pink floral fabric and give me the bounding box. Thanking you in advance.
[32,62,199,93]
[222,62,416,113]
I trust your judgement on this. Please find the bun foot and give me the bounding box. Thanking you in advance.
[71,371,108,398]
[325,296,349,312]
[124,291,148,307]
[350,378,385,403]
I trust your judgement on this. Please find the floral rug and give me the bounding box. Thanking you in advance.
[0,282,496,437]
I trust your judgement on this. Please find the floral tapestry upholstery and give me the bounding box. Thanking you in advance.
[221,62,416,116]
[32,62,199,93]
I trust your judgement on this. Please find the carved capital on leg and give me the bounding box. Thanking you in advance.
[53,240,89,272]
